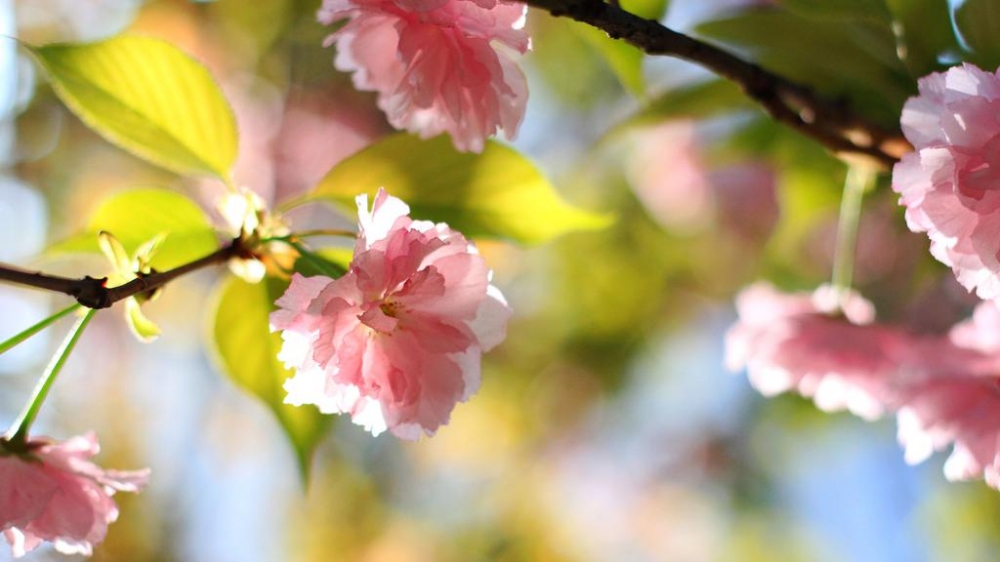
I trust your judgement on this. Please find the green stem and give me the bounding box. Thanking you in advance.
[831,165,877,307]
[5,309,96,448]
[0,303,81,356]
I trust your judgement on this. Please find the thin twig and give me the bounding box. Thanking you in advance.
[526,0,911,168]
[0,240,243,309]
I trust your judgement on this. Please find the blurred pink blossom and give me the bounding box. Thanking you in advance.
[0,433,148,558]
[318,0,530,153]
[949,299,1000,353]
[728,282,1000,489]
[895,301,1000,487]
[725,282,903,420]
[271,189,511,439]
[711,162,778,240]
[892,63,1000,299]
[627,122,713,233]
[626,121,777,238]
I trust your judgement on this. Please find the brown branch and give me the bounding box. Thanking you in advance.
[0,240,243,309]
[526,0,912,169]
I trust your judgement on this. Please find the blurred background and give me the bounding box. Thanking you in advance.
[3,0,1000,560]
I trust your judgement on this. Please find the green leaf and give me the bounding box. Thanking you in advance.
[573,25,646,97]
[779,0,892,23]
[28,35,238,179]
[955,0,1000,69]
[607,79,756,138]
[49,188,218,271]
[696,10,912,127]
[211,276,332,481]
[292,248,349,279]
[125,298,160,343]
[528,18,625,109]
[97,231,132,274]
[886,0,962,76]
[621,0,668,20]
[318,248,353,271]
[570,0,668,97]
[308,134,612,245]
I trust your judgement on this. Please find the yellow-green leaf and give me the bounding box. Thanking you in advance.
[125,298,160,343]
[575,24,646,98]
[28,35,237,179]
[97,231,132,274]
[211,276,332,481]
[621,0,668,20]
[307,134,612,245]
[49,188,217,271]
[574,0,665,97]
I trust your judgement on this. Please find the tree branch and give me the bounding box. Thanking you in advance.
[527,0,912,168]
[0,240,243,309]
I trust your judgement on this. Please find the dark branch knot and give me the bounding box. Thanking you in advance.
[71,276,111,309]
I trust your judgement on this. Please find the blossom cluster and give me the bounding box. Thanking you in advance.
[727,283,1000,489]
[724,62,1000,491]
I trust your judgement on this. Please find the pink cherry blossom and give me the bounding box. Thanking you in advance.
[949,299,1000,354]
[725,282,908,420]
[626,122,714,233]
[892,63,1000,299]
[625,121,778,238]
[271,189,511,439]
[895,302,1000,488]
[728,283,1000,490]
[0,433,149,558]
[897,375,1000,487]
[318,0,530,153]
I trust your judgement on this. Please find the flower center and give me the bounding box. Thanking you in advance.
[380,300,401,318]
[359,299,404,334]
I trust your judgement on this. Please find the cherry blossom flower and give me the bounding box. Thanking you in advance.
[895,301,1000,488]
[626,122,715,233]
[728,283,1000,489]
[949,299,1000,354]
[271,189,511,439]
[0,433,148,558]
[318,0,530,153]
[725,282,906,420]
[711,162,778,241]
[897,374,1000,487]
[892,63,1000,299]
[625,121,778,237]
